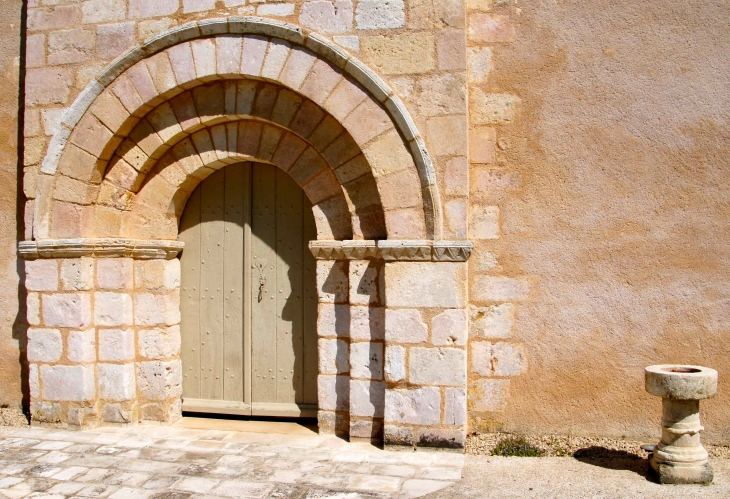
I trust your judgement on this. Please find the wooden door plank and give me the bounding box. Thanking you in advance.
[200,169,226,401]
[223,164,247,402]
[251,163,278,402]
[301,194,319,406]
[179,187,202,400]
[242,163,253,408]
[275,168,303,404]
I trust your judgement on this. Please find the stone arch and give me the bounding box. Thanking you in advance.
[33,17,442,242]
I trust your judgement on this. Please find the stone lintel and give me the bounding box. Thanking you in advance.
[19,239,184,260]
[309,240,473,262]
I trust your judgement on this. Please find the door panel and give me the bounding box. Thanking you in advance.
[180,162,317,417]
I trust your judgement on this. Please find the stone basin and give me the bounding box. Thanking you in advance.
[645,364,717,400]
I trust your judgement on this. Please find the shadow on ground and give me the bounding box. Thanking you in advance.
[573,446,651,479]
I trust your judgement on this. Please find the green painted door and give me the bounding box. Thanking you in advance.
[178,162,318,417]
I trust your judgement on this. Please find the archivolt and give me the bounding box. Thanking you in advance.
[33,17,441,241]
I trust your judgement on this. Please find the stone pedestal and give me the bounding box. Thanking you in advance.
[645,364,718,485]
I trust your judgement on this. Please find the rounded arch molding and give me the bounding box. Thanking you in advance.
[32,16,444,245]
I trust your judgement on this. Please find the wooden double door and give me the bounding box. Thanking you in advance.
[179,162,318,417]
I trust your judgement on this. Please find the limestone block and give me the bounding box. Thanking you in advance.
[470,341,492,376]
[468,13,516,42]
[82,0,126,24]
[30,364,39,398]
[26,68,73,106]
[350,379,385,417]
[257,3,295,16]
[445,198,467,239]
[43,293,92,328]
[471,89,521,124]
[98,329,135,362]
[136,259,181,290]
[361,33,435,75]
[317,304,350,338]
[94,292,133,326]
[183,0,216,14]
[385,309,427,344]
[445,388,466,426]
[470,205,500,240]
[300,0,353,34]
[27,328,63,363]
[48,29,94,65]
[350,342,383,380]
[261,39,291,80]
[134,293,180,326]
[27,293,40,326]
[98,363,136,401]
[350,260,381,305]
[136,360,183,401]
[41,364,95,401]
[318,375,350,411]
[445,157,468,196]
[316,260,349,304]
[384,424,414,446]
[409,348,466,387]
[350,306,385,340]
[472,276,530,302]
[139,326,181,359]
[469,304,512,340]
[468,47,493,83]
[26,259,59,291]
[384,345,405,383]
[492,342,527,376]
[437,30,467,71]
[432,309,467,346]
[31,401,63,423]
[319,338,349,375]
[356,0,404,30]
[469,378,510,412]
[426,117,468,157]
[97,258,133,290]
[350,419,383,439]
[418,428,465,448]
[385,262,467,308]
[416,73,466,117]
[333,35,360,52]
[128,0,179,19]
[67,329,96,363]
[384,387,440,425]
[103,403,134,423]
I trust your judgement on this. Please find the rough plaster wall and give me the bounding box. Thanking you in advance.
[489,0,730,443]
[0,0,22,408]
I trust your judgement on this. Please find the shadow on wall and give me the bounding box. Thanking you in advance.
[13,0,29,417]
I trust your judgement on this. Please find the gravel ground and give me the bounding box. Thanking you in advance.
[467,432,730,459]
[0,407,28,428]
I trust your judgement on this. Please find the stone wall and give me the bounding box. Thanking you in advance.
[25,256,182,427]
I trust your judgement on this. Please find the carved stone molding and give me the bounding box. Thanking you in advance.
[18,239,184,260]
[309,240,473,262]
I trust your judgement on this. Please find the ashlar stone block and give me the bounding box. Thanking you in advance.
[317,260,349,304]
[26,259,59,292]
[385,308,427,344]
[350,379,385,417]
[385,387,440,425]
[350,306,385,340]
[43,293,91,328]
[96,258,133,290]
[350,342,383,380]
[469,304,514,338]
[318,374,350,411]
[98,363,136,401]
[300,0,354,34]
[319,338,349,375]
[134,293,180,326]
[472,342,527,377]
[67,329,96,363]
[139,326,181,359]
[409,347,466,387]
[356,0,404,30]
[444,388,466,426]
[137,360,183,401]
[94,292,133,326]
[28,328,63,363]
[432,309,467,346]
[41,364,95,401]
[61,258,94,291]
[99,329,135,362]
[385,262,466,308]
[27,292,40,326]
[469,378,510,412]
[317,303,350,338]
[384,345,405,383]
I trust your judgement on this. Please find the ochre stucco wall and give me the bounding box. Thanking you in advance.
[478,0,730,443]
[0,0,23,408]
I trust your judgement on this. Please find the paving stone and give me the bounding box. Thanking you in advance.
[400,478,454,498]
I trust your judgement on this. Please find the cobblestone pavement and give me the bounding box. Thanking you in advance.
[0,423,463,499]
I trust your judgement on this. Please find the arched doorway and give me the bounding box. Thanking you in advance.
[178,162,318,417]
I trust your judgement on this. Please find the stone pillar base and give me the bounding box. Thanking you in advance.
[650,455,713,485]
